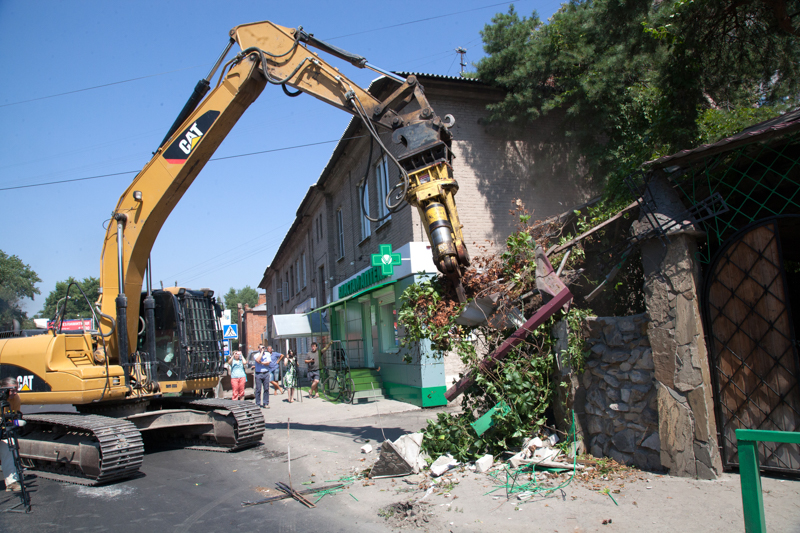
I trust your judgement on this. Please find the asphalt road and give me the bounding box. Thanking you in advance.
[0,401,434,532]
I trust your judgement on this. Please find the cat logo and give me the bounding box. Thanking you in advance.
[163,110,220,164]
[178,123,205,155]
[17,374,34,392]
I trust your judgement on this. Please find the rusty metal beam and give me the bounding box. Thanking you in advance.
[444,287,572,402]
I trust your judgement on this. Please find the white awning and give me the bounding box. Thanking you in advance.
[270,313,328,339]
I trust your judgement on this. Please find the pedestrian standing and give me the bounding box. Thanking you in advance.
[227,351,246,400]
[282,350,298,403]
[252,345,270,408]
[305,342,321,399]
[267,346,285,396]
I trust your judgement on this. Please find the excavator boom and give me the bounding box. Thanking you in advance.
[1,20,469,486]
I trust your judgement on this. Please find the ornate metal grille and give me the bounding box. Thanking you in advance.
[705,220,800,473]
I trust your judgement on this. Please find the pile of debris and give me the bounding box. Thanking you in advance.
[507,433,582,470]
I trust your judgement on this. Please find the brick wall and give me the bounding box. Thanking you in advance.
[241,296,266,356]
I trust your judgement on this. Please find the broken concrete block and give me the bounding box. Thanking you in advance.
[394,433,424,473]
[371,439,415,478]
[430,455,458,477]
[361,444,373,454]
[475,454,494,473]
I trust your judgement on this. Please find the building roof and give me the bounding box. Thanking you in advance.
[647,108,800,170]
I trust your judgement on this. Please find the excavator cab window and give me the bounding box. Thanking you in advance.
[139,291,183,381]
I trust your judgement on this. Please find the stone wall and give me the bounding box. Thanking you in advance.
[637,176,723,479]
[581,315,662,471]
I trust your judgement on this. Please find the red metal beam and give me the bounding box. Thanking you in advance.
[444,286,573,402]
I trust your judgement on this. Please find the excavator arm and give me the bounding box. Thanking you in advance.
[99,20,470,383]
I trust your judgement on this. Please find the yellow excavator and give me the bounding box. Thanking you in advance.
[0,20,469,485]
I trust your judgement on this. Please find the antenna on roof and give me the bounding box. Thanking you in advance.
[456,47,467,74]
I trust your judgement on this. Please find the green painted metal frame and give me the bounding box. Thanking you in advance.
[735,429,800,533]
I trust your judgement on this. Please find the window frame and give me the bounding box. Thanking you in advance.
[359,181,371,240]
[336,208,345,260]
[375,156,391,221]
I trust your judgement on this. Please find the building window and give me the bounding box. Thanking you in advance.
[295,258,301,294]
[375,156,391,221]
[379,302,399,351]
[289,266,295,297]
[336,208,345,260]
[318,265,326,305]
[359,181,371,240]
[301,253,307,288]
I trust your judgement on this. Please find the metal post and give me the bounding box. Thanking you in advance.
[737,437,765,533]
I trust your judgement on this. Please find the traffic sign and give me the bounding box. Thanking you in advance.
[222,325,238,339]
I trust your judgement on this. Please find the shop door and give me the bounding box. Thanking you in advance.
[362,301,375,368]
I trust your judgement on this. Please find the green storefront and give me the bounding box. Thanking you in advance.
[307,242,447,407]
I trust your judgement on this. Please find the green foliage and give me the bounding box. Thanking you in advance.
[563,307,593,374]
[397,277,472,361]
[697,106,784,144]
[475,0,800,200]
[222,286,259,316]
[420,309,594,462]
[37,276,99,321]
[501,217,537,286]
[0,250,41,329]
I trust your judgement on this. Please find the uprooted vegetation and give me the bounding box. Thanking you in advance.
[398,199,646,462]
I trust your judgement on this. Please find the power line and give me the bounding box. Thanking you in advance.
[0,65,203,108]
[2,1,519,110]
[0,135,367,192]
[324,0,518,40]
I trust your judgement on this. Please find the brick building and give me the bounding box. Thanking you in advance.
[238,293,267,357]
[258,73,591,406]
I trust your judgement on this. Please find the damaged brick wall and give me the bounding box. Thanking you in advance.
[580,315,662,471]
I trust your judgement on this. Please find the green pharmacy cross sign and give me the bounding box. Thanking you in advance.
[371,244,402,276]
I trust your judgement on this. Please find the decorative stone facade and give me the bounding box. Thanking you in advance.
[580,314,662,471]
[638,176,723,479]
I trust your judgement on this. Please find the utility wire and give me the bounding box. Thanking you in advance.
[0,135,368,191]
[323,0,520,40]
[0,65,203,108]
[166,222,291,279]
[2,1,518,109]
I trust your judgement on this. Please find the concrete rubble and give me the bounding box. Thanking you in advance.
[370,432,426,478]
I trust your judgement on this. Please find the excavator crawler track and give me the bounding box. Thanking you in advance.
[154,398,265,451]
[20,413,144,486]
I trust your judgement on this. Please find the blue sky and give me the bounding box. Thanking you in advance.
[0,0,565,315]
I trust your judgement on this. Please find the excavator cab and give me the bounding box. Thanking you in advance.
[136,288,225,386]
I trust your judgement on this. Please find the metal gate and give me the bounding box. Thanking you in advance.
[704,218,800,473]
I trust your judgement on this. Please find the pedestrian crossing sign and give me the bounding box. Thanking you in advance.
[222,325,238,339]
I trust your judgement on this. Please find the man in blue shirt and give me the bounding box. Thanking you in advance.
[266,346,285,397]
[252,345,271,408]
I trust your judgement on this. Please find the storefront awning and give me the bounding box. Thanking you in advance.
[271,313,329,339]
[305,280,398,315]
